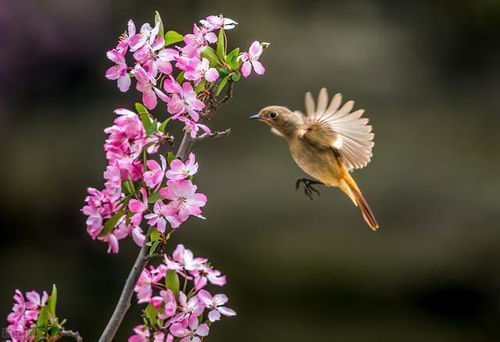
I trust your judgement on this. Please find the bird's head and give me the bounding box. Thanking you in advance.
[249,105,302,137]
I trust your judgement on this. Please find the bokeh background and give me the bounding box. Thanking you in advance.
[2,0,500,341]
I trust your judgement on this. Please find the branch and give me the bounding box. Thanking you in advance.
[98,123,205,342]
[60,329,83,342]
[195,128,231,142]
[98,79,234,341]
[98,244,148,342]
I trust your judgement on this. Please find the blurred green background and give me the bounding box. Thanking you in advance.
[2,0,500,341]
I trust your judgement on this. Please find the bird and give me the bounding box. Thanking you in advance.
[250,88,379,230]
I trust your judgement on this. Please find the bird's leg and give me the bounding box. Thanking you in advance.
[295,178,324,200]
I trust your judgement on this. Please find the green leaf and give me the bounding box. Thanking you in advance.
[149,240,160,255]
[36,306,48,329]
[144,303,158,324]
[149,227,160,241]
[231,71,241,82]
[135,102,148,115]
[99,210,126,237]
[146,118,158,136]
[167,152,176,164]
[194,79,206,92]
[148,192,164,204]
[216,75,231,96]
[164,30,184,46]
[159,118,171,133]
[48,326,60,338]
[175,71,185,84]
[122,180,135,195]
[48,284,57,316]
[165,270,180,296]
[216,29,226,61]
[140,113,152,134]
[216,67,230,76]
[154,11,165,38]
[201,46,220,67]
[226,47,240,70]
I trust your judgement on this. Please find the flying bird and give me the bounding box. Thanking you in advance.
[250,88,379,230]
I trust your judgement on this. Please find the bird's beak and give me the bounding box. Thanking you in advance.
[249,114,260,120]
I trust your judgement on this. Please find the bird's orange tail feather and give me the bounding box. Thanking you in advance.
[339,166,379,231]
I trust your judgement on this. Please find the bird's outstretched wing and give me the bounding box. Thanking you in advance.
[299,88,374,170]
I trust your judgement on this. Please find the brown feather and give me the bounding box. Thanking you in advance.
[339,163,379,230]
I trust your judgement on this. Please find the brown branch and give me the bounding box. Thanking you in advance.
[195,128,231,142]
[217,80,234,106]
[60,329,83,342]
[98,94,231,342]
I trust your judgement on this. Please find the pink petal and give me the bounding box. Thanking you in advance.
[241,61,251,77]
[143,90,158,110]
[208,309,221,322]
[117,75,131,92]
[196,324,209,337]
[252,60,265,75]
[249,41,262,57]
[170,323,189,338]
[205,32,217,44]
[205,68,219,82]
[132,227,145,246]
[218,306,237,316]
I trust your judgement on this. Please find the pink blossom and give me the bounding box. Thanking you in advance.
[239,41,265,77]
[166,153,198,181]
[159,180,207,223]
[171,291,204,323]
[6,290,50,342]
[156,289,177,320]
[128,188,148,226]
[200,15,238,31]
[144,155,167,189]
[182,24,217,58]
[116,19,136,53]
[134,37,179,76]
[132,65,168,110]
[134,266,165,303]
[181,57,219,84]
[193,263,227,290]
[103,109,146,170]
[82,187,123,239]
[163,78,205,121]
[129,21,161,52]
[129,325,149,342]
[144,200,181,232]
[198,290,236,322]
[170,315,209,342]
[171,244,207,272]
[177,116,211,139]
[105,49,131,92]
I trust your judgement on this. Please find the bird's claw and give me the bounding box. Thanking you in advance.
[295,178,321,200]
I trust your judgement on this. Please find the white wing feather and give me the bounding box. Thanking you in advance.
[302,88,375,170]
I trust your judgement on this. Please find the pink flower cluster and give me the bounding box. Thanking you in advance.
[82,111,207,253]
[6,290,48,342]
[105,13,266,136]
[130,244,236,342]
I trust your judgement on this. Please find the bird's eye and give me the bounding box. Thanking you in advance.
[268,112,278,119]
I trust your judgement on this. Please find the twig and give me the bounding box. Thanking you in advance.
[217,80,234,106]
[60,329,83,342]
[145,253,164,262]
[195,128,231,142]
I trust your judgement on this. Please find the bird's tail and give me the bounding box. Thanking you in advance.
[339,165,379,231]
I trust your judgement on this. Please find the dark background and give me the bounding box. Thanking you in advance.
[1,0,500,341]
